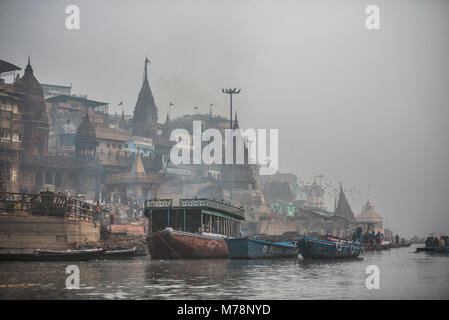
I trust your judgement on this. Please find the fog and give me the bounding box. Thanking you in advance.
[1,0,448,237]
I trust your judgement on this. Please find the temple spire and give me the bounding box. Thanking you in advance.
[144,56,151,82]
[24,55,33,75]
[334,185,356,222]
[133,56,158,138]
[233,111,239,129]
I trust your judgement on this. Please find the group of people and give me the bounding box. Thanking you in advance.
[352,227,385,245]
[425,235,449,248]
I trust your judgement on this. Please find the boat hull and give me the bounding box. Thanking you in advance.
[225,238,298,259]
[416,247,449,254]
[102,248,136,260]
[0,249,105,261]
[147,229,229,259]
[297,237,363,259]
[362,243,390,251]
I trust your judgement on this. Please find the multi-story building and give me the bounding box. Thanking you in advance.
[0,60,23,192]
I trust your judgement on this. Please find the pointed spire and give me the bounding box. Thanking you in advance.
[334,185,355,221]
[233,111,239,129]
[163,112,171,136]
[133,56,158,138]
[144,56,151,82]
[24,55,33,75]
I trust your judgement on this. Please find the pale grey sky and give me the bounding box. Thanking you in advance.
[1,0,448,237]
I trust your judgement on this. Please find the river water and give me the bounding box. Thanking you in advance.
[0,245,447,299]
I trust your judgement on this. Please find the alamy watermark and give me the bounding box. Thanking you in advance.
[65,265,80,289]
[65,5,80,30]
[365,5,380,30]
[365,265,380,289]
[170,121,278,175]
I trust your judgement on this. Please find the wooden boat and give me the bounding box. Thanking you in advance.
[148,228,230,259]
[416,246,449,254]
[296,236,363,259]
[0,248,104,261]
[35,248,104,261]
[362,240,391,251]
[0,253,39,261]
[225,238,298,259]
[144,198,245,259]
[102,247,136,259]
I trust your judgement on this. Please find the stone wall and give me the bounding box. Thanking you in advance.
[0,214,100,253]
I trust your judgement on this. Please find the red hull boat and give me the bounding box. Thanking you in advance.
[147,228,229,259]
[144,198,245,259]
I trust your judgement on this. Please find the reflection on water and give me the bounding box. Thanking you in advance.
[0,245,448,299]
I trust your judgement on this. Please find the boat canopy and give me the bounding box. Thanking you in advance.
[144,198,245,237]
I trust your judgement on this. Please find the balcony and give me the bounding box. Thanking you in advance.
[105,172,165,185]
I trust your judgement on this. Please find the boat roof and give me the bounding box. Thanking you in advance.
[145,198,245,220]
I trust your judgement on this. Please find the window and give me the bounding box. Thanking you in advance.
[35,172,43,186]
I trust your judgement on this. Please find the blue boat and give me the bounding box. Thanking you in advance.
[225,238,299,259]
[296,237,363,259]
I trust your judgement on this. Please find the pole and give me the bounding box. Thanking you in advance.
[222,88,241,202]
[230,93,233,129]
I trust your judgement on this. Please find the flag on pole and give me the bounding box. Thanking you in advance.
[118,100,123,106]
[169,102,174,106]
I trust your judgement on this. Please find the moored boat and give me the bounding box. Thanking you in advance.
[144,198,245,259]
[36,248,105,261]
[148,228,230,259]
[225,238,298,259]
[296,236,363,259]
[102,247,136,259]
[362,241,391,251]
[416,246,449,254]
[0,248,104,261]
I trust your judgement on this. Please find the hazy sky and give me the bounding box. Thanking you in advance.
[1,0,448,237]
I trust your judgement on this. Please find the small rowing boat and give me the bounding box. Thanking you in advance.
[416,246,449,254]
[362,241,391,251]
[102,247,136,259]
[0,248,105,261]
[35,248,105,261]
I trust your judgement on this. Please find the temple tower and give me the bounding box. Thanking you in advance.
[75,113,97,160]
[132,57,158,139]
[18,57,49,156]
[334,185,356,222]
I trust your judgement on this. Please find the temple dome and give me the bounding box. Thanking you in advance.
[17,57,48,122]
[76,113,96,142]
[356,201,383,223]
